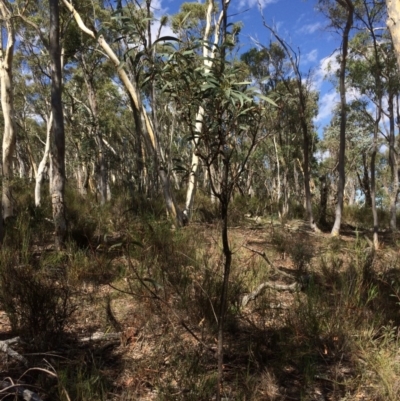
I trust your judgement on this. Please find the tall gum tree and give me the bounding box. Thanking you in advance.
[49,0,67,249]
[351,0,387,246]
[387,0,400,69]
[319,0,355,237]
[0,0,16,239]
[386,0,400,231]
[259,24,320,232]
[62,0,186,226]
[179,0,231,219]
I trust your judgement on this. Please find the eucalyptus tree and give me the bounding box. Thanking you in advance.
[73,51,108,204]
[341,0,400,240]
[318,0,355,237]
[14,0,67,217]
[197,58,265,401]
[248,28,321,230]
[0,0,16,240]
[386,0,400,70]
[48,0,67,249]
[171,0,232,219]
[322,101,374,205]
[62,0,189,226]
[13,30,53,206]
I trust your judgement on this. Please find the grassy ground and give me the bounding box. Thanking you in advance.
[0,188,400,400]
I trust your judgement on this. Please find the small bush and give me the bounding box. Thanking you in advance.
[271,228,288,257]
[0,254,75,350]
[287,238,313,272]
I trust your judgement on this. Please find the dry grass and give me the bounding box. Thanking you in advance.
[0,198,400,400]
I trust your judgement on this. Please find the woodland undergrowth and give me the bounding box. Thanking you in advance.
[0,185,399,400]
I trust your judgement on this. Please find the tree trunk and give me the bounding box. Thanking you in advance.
[387,0,400,71]
[35,112,52,207]
[302,122,319,231]
[357,153,372,207]
[49,0,67,250]
[331,0,354,236]
[319,174,329,226]
[0,0,16,231]
[185,1,229,220]
[371,132,379,249]
[273,135,282,218]
[388,93,398,230]
[81,54,108,205]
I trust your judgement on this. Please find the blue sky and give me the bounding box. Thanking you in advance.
[153,0,344,132]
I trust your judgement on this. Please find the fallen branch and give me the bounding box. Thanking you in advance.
[0,337,28,366]
[244,245,296,279]
[241,281,300,307]
[79,331,121,343]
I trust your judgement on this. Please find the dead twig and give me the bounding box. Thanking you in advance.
[244,245,295,279]
[0,337,28,366]
[241,281,300,307]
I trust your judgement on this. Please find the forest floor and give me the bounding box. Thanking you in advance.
[1,215,400,401]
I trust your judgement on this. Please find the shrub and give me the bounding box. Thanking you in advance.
[0,253,75,350]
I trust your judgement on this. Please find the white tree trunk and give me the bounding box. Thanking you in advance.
[35,112,52,207]
[50,0,67,249]
[184,0,231,219]
[0,0,15,226]
[387,0,400,71]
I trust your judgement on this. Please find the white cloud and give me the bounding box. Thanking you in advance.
[315,149,331,162]
[380,144,388,153]
[320,52,340,76]
[148,0,175,42]
[346,86,362,103]
[297,22,323,35]
[151,19,175,42]
[315,91,339,124]
[304,49,318,64]
[238,0,278,10]
[312,51,340,91]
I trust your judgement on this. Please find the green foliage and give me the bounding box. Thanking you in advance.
[171,2,210,34]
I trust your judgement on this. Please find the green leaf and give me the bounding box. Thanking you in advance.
[153,36,181,46]
[258,94,278,106]
[201,83,217,91]
[179,11,192,27]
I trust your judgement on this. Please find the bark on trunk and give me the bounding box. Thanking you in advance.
[50,0,67,250]
[319,174,329,226]
[35,112,52,207]
[387,0,400,71]
[81,54,107,205]
[388,93,398,230]
[370,142,379,249]
[273,135,282,218]
[0,0,16,230]
[331,0,354,236]
[357,153,372,207]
